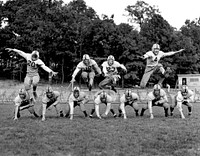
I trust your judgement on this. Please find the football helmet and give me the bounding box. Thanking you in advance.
[82,54,90,66]
[107,55,115,66]
[152,43,160,55]
[31,50,39,61]
[153,84,161,96]
[19,88,26,99]
[46,86,53,98]
[73,86,80,98]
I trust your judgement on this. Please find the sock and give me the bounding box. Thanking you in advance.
[140,108,146,116]
[83,111,88,117]
[135,110,139,116]
[90,109,95,115]
[110,109,115,115]
[164,108,169,117]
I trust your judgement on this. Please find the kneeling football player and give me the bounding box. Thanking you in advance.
[14,88,38,120]
[40,86,64,121]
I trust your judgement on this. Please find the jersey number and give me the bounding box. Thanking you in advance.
[27,60,36,68]
[106,66,115,72]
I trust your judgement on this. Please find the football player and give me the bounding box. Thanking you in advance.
[140,44,184,88]
[140,84,169,119]
[71,54,101,91]
[14,88,38,120]
[89,90,117,119]
[5,48,58,99]
[170,85,194,119]
[99,55,127,93]
[40,86,63,121]
[66,86,89,120]
[118,89,140,119]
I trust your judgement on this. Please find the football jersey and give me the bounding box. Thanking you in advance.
[72,59,101,78]
[176,90,194,102]
[42,91,60,104]
[120,92,139,103]
[68,91,88,103]
[143,51,176,67]
[14,92,30,106]
[17,51,52,77]
[147,89,168,102]
[101,61,126,77]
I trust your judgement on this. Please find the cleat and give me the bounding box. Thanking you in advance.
[118,113,122,117]
[113,114,117,118]
[89,115,93,118]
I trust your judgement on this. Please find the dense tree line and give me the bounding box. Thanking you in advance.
[0,0,200,87]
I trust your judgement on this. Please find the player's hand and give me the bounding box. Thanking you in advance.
[14,117,18,121]
[51,71,58,77]
[42,117,45,121]
[5,48,13,52]
[71,77,76,82]
[150,114,154,119]
[177,49,185,53]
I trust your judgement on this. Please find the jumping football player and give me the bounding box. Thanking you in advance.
[99,55,127,93]
[71,54,101,91]
[140,44,184,88]
[5,48,58,99]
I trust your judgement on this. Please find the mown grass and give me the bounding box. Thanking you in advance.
[1,102,200,156]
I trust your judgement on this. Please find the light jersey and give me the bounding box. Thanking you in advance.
[14,92,30,106]
[147,89,168,102]
[42,91,60,104]
[176,90,194,102]
[101,61,126,77]
[72,59,100,78]
[120,92,139,103]
[94,90,115,104]
[68,91,88,103]
[17,52,52,77]
[143,51,176,67]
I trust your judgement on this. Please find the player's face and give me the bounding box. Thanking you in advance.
[74,91,79,98]
[108,59,114,66]
[31,54,38,61]
[126,95,132,101]
[153,89,160,96]
[181,91,188,97]
[153,49,159,55]
[100,97,106,103]
[46,92,53,98]
[19,93,26,99]
[83,59,89,66]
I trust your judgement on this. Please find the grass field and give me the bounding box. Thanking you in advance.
[1,101,200,156]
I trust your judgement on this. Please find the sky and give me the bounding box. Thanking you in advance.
[1,0,200,30]
[63,0,200,30]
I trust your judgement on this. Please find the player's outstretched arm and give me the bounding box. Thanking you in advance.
[14,105,19,120]
[5,48,28,59]
[164,49,185,57]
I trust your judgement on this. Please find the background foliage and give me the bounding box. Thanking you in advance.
[1,0,200,88]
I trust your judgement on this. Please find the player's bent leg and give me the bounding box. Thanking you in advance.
[28,106,39,117]
[183,101,192,116]
[89,103,95,118]
[54,104,64,117]
[81,72,89,83]
[140,67,154,88]
[79,102,88,117]
[99,77,112,90]
[24,76,32,91]
[132,102,139,116]
[32,75,40,99]
[140,103,148,116]
[88,72,95,91]
[163,102,169,117]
